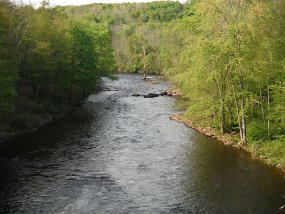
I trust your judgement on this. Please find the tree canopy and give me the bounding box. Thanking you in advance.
[1,0,285,148]
[0,0,115,130]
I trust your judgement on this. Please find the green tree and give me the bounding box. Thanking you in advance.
[0,1,17,128]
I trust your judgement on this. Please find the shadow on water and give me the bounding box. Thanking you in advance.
[0,74,285,213]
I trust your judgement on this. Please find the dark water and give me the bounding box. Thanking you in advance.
[0,74,285,214]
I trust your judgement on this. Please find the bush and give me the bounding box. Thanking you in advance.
[248,120,268,141]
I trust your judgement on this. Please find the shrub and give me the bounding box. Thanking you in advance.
[248,120,268,141]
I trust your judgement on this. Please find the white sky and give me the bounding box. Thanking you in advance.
[19,0,185,7]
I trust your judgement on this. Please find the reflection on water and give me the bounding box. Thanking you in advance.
[0,74,284,213]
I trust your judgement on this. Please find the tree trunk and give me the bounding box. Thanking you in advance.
[260,88,266,124]
[142,46,147,80]
[232,85,242,141]
[237,31,246,143]
[241,97,246,143]
[216,77,226,133]
[232,84,245,143]
[218,85,225,133]
[239,73,247,144]
[220,103,225,133]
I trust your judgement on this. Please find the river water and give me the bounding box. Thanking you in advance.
[0,74,285,213]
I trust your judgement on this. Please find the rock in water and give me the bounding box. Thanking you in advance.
[132,93,141,97]
[144,93,160,98]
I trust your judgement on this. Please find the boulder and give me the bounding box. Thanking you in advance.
[132,93,141,97]
[144,93,160,98]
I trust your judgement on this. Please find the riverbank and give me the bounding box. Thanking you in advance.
[0,75,163,144]
[0,106,73,144]
[0,79,109,144]
[170,114,285,175]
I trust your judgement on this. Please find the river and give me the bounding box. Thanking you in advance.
[0,74,284,213]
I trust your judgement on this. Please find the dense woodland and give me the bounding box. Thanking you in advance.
[0,0,115,130]
[1,0,285,163]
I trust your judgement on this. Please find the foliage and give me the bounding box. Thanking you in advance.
[1,0,285,149]
[0,0,115,131]
[161,0,285,144]
[248,138,285,169]
[247,121,268,141]
[0,1,17,127]
[55,1,186,75]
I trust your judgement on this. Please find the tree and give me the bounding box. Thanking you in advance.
[0,1,17,128]
[69,21,115,102]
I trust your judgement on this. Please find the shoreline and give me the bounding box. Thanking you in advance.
[0,80,106,144]
[169,114,284,176]
[0,108,74,144]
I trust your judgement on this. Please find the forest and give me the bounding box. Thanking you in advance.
[0,0,115,131]
[1,0,285,166]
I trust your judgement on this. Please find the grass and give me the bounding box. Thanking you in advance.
[247,138,285,170]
